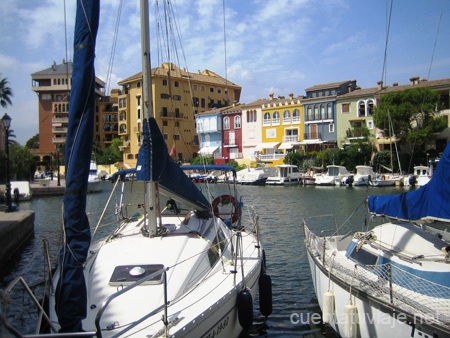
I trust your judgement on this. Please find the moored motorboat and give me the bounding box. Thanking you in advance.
[266,164,302,185]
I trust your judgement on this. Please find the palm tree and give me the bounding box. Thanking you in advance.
[0,74,13,108]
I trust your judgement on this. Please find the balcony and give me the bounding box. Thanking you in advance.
[258,153,285,161]
[160,111,184,119]
[303,132,323,141]
[52,127,68,134]
[283,135,299,142]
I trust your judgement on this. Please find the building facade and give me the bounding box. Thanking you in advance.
[117,62,241,168]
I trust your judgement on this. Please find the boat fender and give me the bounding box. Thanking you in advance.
[237,288,253,329]
[344,303,359,338]
[322,290,335,324]
[409,175,417,186]
[259,273,272,317]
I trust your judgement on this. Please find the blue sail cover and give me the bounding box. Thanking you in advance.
[55,0,99,332]
[136,117,210,211]
[368,142,450,223]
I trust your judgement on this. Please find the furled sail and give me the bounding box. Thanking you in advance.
[368,142,450,223]
[55,0,99,332]
[135,117,211,212]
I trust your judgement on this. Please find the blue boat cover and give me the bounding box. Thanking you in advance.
[368,142,450,223]
[55,0,99,332]
[135,117,210,211]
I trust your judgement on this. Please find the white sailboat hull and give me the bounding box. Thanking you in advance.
[49,213,263,337]
[304,223,450,338]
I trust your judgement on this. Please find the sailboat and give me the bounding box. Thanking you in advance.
[0,1,271,337]
[304,142,450,338]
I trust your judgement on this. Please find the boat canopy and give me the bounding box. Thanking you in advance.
[368,143,450,223]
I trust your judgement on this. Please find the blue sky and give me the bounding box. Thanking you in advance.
[1,0,449,145]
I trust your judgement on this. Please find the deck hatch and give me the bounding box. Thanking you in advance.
[109,264,165,285]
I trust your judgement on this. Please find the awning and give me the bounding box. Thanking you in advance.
[254,142,280,151]
[299,140,324,145]
[279,142,301,150]
[198,146,219,155]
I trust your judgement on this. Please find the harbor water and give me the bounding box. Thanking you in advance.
[0,181,405,337]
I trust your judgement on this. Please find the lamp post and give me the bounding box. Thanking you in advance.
[56,151,61,186]
[49,153,54,181]
[2,113,12,212]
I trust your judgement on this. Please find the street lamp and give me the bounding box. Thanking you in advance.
[56,150,61,186]
[2,113,12,212]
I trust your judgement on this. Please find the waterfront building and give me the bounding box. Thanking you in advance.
[335,85,377,148]
[240,99,271,165]
[259,93,304,165]
[31,60,118,169]
[301,80,357,153]
[117,62,241,168]
[196,109,222,160]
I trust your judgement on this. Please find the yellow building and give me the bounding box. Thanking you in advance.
[117,62,241,168]
[258,93,304,165]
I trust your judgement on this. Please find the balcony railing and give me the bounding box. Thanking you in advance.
[258,153,286,161]
[283,135,299,142]
[303,132,323,140]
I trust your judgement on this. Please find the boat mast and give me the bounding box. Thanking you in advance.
[140,0,158,235]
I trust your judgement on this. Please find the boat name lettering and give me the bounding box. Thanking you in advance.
[204,316,229,338]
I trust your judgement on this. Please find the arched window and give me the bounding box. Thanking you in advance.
[162,79,168,86]
[314,106,320,120]
[263,112,271,125]
[210,117,217,131]
[367,100,374,116]
[307,107,313,121]
[272,111,280,125]
[204,118,210,131]
[234,115,241,128]
[223,116,230,130]
[292,109,300,123]
[358,101,366,117]
[283,110,290,124]
[327,104,332,119]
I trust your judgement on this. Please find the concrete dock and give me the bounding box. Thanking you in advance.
[0,210,35,267]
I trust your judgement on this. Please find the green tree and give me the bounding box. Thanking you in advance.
[96,138,124,164]
[0,144,35,181]
[372,87,447,152]
[0,75,13,108]
[26,134,40,149]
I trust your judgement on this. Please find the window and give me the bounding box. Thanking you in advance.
[223,116,230,130]
[367,120,374,129]
[174,134,180,140]
[193,97,199,107]
[42,94,52,100]
[367,100,374,116]
[314,106,320,120]
[234,115,241,128]
[263,112,271,125]
[210,87,214,93]
[137,109,141,119]
[329,123,335,133]
[136,96,141,106]
[201,85,205,91]
[272,111,280,125]
[162,79,168,86]
[327,104,332,119]
[137,81,141,88]
[247,110,257,123]
[175,108,180,117]
[292,109,300,123]
[358,101,365,117]
[217,88,222,94]
[174,81,179,87]
[163,133,168,140]
[201,98,206,108]
[193,84,198,90]
[160,93,170,99]
[210,117,217,131]
[342,103,350,113]
[283,110,291,124]
[173,95,181,100]
[307,107,313,121]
